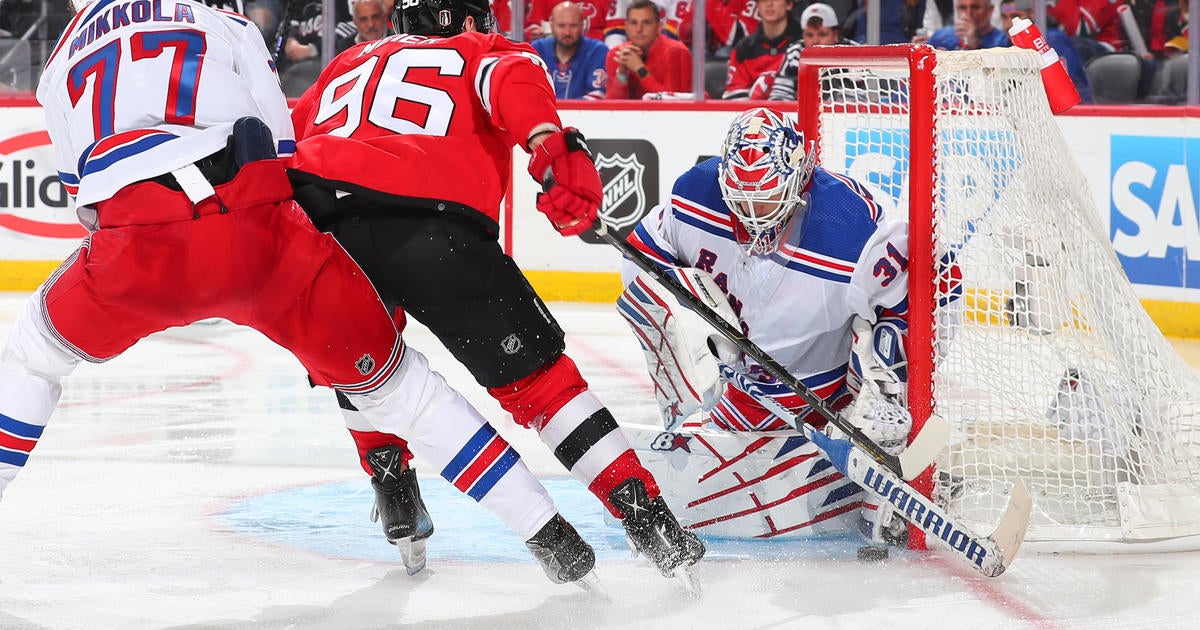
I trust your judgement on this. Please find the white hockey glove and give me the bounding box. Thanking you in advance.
[850,316,912,456]
[618,268,741,430]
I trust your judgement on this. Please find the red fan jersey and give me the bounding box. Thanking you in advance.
[1050,0,1126,51]
[289,33,561,224]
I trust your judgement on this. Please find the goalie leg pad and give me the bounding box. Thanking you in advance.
[617,269,740,429]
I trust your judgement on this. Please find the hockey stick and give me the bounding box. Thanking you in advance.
[718,362,1030,577]
[272,0,302,62]
[598,221,1028,576]
[598,222,949,481]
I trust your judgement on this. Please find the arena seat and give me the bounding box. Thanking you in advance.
[1084,52,1143,104]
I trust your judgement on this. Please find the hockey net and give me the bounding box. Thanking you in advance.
[797,45,1200,548]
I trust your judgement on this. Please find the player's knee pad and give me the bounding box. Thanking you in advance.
[487,353,588,429]
[342,345,462,437]
[2,293,81,382]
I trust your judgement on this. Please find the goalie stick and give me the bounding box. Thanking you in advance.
[594,222,1029,576]
[719,362,1031,578]
[597,223,948,481]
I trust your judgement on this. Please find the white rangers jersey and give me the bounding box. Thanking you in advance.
[621,157,910,425]
[37,0,295,209]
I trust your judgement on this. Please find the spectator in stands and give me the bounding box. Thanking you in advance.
[242,0,285,48]
[1148,39,1189,103]
[1000,0,1093,104]
[768,2,860,101]
[534,1,611,98]
[279,0,353,70]
[1050,0,1126,64]
[528,0,612,40]
[1152,2,1190,103]
[1125,0,1173,61]
[918,0,956,35]
[845,0,926,44]
[678,0,762,58]
[723,0,804,98]
[923,0,1008,49]
[604,0,691,47]
[605,0,693,98]
[198,0,278,46]
[343,0,393,44]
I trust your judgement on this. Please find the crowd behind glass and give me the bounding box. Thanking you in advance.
[0,0,1193,104]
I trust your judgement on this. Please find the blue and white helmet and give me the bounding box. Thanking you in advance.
[718,108,816,256]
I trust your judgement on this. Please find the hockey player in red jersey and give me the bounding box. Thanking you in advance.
[2,0,597,587]
[288,0,705,584]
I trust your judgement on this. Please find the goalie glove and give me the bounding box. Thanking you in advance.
[617,268,741,430]
[849,316,912,455]
[527,128,602,236]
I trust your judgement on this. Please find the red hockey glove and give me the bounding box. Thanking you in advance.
[527,128,602,237]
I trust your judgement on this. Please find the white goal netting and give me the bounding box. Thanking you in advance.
[804,46,1200,546]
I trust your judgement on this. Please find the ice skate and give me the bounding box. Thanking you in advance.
[524,513,605,596]
[609,478,705,595]
[367,445,434,575]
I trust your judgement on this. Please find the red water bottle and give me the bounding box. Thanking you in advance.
[1008,17,1080,113]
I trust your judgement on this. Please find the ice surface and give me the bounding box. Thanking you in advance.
[2,294,1199,629]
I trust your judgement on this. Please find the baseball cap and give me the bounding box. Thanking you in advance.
[800,3,839,28]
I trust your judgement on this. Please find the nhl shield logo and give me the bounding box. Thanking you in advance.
[579,139,658,244]
[500,333,522,355]
[356,354,376,376]
[596,152,646,231]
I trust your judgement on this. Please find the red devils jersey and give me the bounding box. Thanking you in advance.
[290,32,561,224]
[528,0,611,41]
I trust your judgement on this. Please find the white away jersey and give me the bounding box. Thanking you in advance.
[37,0,295,209]
[622,157,909,406]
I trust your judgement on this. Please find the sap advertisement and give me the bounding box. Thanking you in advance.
[1111,135,1200,292]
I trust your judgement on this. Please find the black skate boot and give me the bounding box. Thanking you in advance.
[367,445,434,575]
[524,513,598,588]
[609,478,705,591]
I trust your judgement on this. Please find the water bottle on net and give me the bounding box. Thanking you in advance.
[1007,17,1081,113]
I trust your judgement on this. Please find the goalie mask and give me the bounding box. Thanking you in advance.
[718,108,816,256]
[395,0,496,36]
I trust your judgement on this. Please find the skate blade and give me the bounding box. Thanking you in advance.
[572,571,611,601]
[397,537,427,576]
[672,564,701,598]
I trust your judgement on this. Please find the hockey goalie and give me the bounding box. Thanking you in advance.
[616,108,923,546]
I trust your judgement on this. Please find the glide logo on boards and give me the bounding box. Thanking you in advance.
[1111,135,1200,288]
[0,130,82,239]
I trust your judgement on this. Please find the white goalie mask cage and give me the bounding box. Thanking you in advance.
[718,107,816,256]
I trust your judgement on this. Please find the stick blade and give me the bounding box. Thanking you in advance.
[991,477,1033,569]
[973,477,1033,578]
[898,414,951,481]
